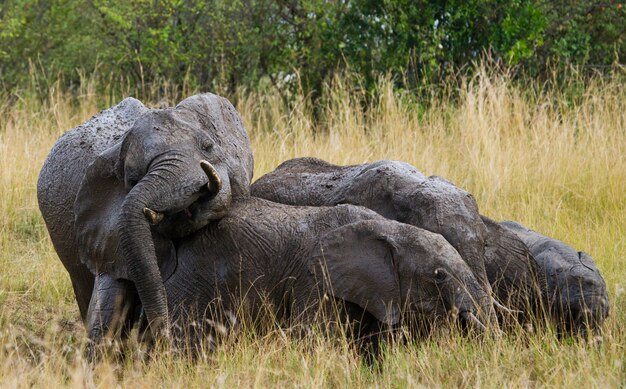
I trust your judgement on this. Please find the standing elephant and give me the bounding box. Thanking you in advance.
[37,93,254,342]
[165,197,490,353]
[501,221,609,334]
[251,157,499,325]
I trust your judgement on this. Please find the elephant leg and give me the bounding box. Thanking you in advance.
[86,273,139,350]
[68,263,95,323]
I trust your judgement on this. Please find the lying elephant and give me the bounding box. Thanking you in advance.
[501,221,609,334]
[163,197,491,353]
[37,94,254,341]
[480,216,546,323]
[252,158,507,325]
[252,157,608,333]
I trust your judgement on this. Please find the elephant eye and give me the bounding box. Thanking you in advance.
[201,138,214,152]
[433,268,449,283]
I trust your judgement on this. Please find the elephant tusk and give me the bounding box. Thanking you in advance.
[492,297,522,315]
[200,160,222,194]
[460,311,487,332]
[143,207,164,224]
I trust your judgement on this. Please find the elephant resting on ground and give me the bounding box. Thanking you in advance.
[478,216,546,324]
[252,157,609,333]
[163,197,491,354]
[501,221,609,334]
[37,94,254,343]
[252,158,514,326]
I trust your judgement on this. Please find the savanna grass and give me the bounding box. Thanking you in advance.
[0,66,624,387]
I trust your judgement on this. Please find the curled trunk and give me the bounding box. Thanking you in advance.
[118,181,177,335]
[119,196,169,337]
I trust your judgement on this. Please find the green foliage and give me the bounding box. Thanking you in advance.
[0,0,101,89]
[538,1,626,65]
[332,0,550,88]
[0,0,624,99]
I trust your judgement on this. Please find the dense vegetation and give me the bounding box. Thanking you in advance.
[1,0,624,99]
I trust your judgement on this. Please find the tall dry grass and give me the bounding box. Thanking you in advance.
[0,67,624,387]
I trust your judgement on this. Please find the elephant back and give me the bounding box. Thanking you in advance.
[37,98,148,271]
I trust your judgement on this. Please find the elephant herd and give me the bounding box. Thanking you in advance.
[37,93,609,356]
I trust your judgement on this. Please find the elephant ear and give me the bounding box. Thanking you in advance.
[309,220,403,325]
[74,143,177,281]
[481,215,544,312]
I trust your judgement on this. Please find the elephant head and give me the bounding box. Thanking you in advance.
[501,221,609,334]
[310,220,490,333]
[74,93,253,336]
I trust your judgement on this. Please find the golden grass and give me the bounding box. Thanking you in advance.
[0,67,624,387]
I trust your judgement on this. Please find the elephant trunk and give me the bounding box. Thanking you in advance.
[118,160,216,338]
[437,221,497,327]
[454,270,495,331]
[119,193,170,338]
[459,311,487,333]
[457,244,498,327]
[118,157,224,339]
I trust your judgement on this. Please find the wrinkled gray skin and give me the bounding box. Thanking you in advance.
[166,197,490,352]
[37,94,254,342]
[481,216,546,323]
[501,221,609,334]
[251,157,496,324]
[252,157,607,333]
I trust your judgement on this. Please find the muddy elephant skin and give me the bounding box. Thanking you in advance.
[252,157,497,324]
[252,157,608,333]
[166,197,490,351]
[37,93,254,341]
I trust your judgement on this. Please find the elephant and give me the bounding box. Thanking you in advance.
[251,157,608,333]
[480,216,546,324]
[164,197,491,354]
[251,157,500,325]
[37,93,254,342]
[501,221,609,334]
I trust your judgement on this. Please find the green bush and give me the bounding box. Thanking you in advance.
[0,0,624,100]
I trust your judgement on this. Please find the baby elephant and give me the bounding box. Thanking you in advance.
[165,197,490,352]
[252,157,497,324]
[501,221,609,334]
